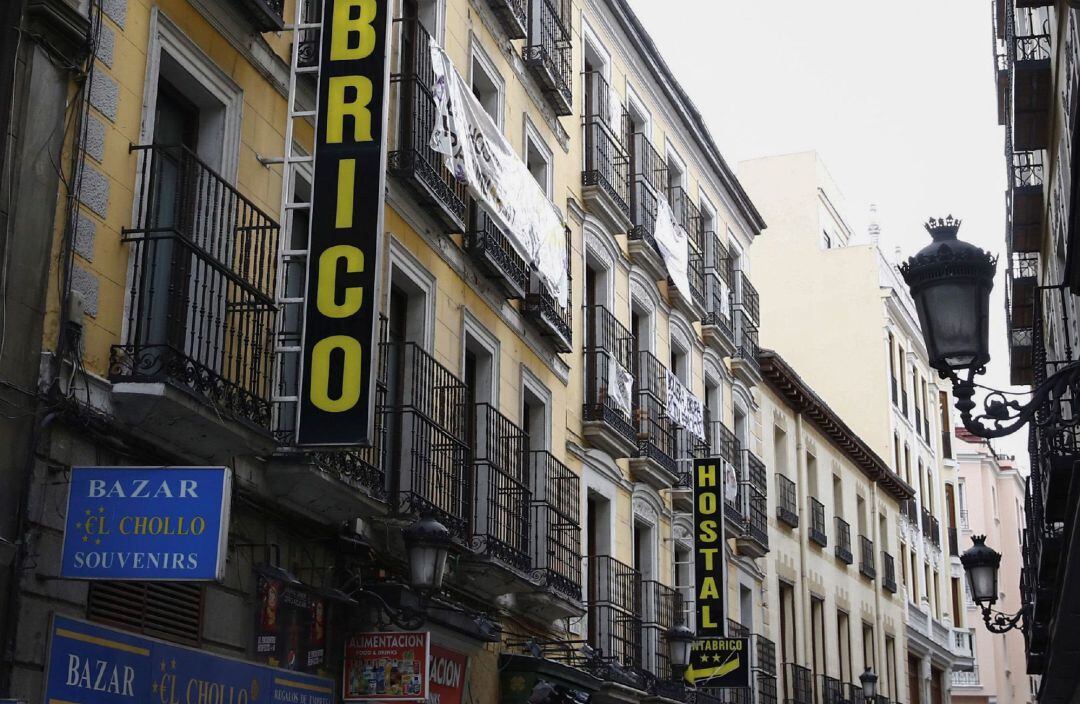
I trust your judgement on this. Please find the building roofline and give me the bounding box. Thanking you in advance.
[759,349,916,503]
[605,0,767,234]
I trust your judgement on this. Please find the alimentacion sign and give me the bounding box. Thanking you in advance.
[44,615,334,704]
[60,466,231,581]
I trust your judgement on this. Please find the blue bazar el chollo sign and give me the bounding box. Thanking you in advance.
[61,466,232,581]
[45,615,335,704]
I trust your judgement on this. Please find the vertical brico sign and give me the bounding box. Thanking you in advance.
[298,0,390,445]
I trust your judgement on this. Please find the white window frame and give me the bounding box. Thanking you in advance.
[387,236,437,351]
[523,116,554,198]
[462,311,500,407]
[521,364,552,451]
[468,38,505,130]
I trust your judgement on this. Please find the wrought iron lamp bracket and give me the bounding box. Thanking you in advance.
[980,603,1028,635]
[946,361,1080,439]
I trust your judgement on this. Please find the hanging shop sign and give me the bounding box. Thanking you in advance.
[693,457,725,637]
[44,614,335,704]
[428,645,469,704]
[298,0,391,446]
[429,41,569,307]
[343,631,430,701]
[254,573,328,675]
[684,637,751,688]
[60,466,231,581]
[666,370,705,441]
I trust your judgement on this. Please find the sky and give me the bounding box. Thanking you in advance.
[625,0,1030,463]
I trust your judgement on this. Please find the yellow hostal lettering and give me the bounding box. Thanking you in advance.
[310,336,363,412]
[317,245,364,318]
[327,76,373,143]
[331,0,378,60]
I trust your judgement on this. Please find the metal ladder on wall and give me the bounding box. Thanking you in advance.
[271,0,322,444]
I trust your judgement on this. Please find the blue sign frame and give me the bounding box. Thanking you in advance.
[60,466,231,581]
[44,614,335,704]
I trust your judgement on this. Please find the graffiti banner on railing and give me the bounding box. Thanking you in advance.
[428,41,568,307]
[666,370,705,441]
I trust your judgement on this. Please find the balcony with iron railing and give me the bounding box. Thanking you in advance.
[809,497,828,547]
[859,536,876,580]
[928,516,940,548]
[776,474,799,528]
[734,269,760,327]
[818,675,844,704]
[487,0,528,39]
[732,309,761,385]
[588,555,642,670]
[672,424,711,511]
[471,404,531,573]
[237,0,284,31]
[669,248,707,322]
[1009,149,1044,254]
[738,450,769,557]
[630,351,679,489]
[111,144,280,449]
[583,305,637,458]
[1011,7,1052,151]
[464,200,530,300]
[900,499,918,525]
[389,16,468,232]
[627,133,669,280]
[835,517,853,565]
[784,663,813,704]
[702,232,736,356]
[883,551,897,593]
[582,71,631,230]
[523,254,573,353]
[523,0,573,115]
[528,451,582,609]
[641,580,682,682]
[1007,250,1039,385]
[920,506,933,536]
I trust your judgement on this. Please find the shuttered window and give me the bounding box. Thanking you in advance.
[87,581,204,646]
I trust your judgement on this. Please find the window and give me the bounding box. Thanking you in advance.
[806,452,818,498]
[522,380,550,454]
[837,610,852,683]
[885,636,897,699]
[951,577,962,624]
[900,543,908,586]
[939,390,953,457]
[862,622,875,671]
[470,48,503,127]
[779,581,797,667]
[670,341,690,385]
[774,426,789,478]
[810,597,826,682]
[675,542,693,627]
[633,518,655,581]
[740,585,754,630]
[933,569,941,619]
[524,120,552,197]
[832,474,843,518]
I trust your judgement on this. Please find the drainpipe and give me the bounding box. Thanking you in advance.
[870,481,886,694]
[794,414,813,673]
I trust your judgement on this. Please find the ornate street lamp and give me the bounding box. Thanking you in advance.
[959,535,1026,633]
[666,624,696,683]
[403,515,452,594]
[859,668,878,704]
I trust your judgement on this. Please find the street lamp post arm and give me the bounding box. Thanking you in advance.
[981,604,1029,635]
[352,587,427,630]
[948,361,1080,439]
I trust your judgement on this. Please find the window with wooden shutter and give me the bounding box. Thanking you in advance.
[87,581,204,646]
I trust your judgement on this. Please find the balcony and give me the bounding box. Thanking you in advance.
[920,506,932,536]
[859,536,876,580]
[947,526,959,557]
[951,666,980,688]
[641,580,682,681]
[587,555,642,670]
[672,424,710,512]
[1010,151,1043,254]
[627,133,669,281]
[583,305,637,457]
[928,516,940,548]
[487,0,527,39]
[1007,249,1038,385]
[737,450,769,557]
[465,201,529,300]
[390,17,469,233]
[734,270,760,327]
[818,675,844,704]
[776,475,799,528]
[882,551,897,593]
[523,0,572,116]
[110,145,279,458]
[524,268,573,353]
[236,0,284,31]
[629,351,679,489]
[524,451,584,620]
[731,309,762,385]
[835,517,853,564]
[702,233,737,356]
[901,499,918,525]
[784,663,813,704]
[1012,13,1052,150]
[809,497,828,547]
[582,73,631,234]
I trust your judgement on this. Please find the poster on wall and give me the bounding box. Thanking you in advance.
[254,572,328,676]
[428,645,469,704]
[343,632,430,701]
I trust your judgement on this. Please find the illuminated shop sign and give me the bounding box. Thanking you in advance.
[60,466,231,581]
[297,0,391,446]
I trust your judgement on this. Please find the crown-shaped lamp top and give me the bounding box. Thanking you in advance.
[924,215,962,241]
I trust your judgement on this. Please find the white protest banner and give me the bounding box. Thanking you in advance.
[428,40,568,306]
[666,370,705,442]
[609,354,634,417]
[654,198,691,301]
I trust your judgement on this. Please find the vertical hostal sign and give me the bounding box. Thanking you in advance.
[694,457,725,636]
[298,0,390,445]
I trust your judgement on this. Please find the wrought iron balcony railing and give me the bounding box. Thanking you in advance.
[734,269,760,326]
[744,451,769,550]
[785,663,813,704]
[487,0,528,39]
[668,185,693,233]
[684,250,706,313]
[588,555,642,670]
[776,474,799,527]
[901,499,918,524]
[237,0,285,31]
[633,351,678,475]
[809,497,828,547]
[530,451,581,600]
[471,404,531,571]
[710,419,741,465]
[641,580,682,680]
[734,310,761,372]
[583,116,631,220]
[1015,31,1052,63]
[819,675,844,704]
[921,506,932,536]
[755,633,777,675]
[883,551,897,593]
[929,515,940,548]
[523,0,572,115]
[703,270,734,341]
[583,305,636,447]
[859,535,876,579]
[389,16,468,232]
[629,133,667,247]
[1013,149,1045,189]
[835,517,853,564]
[112,145,279,431]
[523,259,573,352]
[388,342,470,540]
[465,201,529,300]
[948,526,959,556]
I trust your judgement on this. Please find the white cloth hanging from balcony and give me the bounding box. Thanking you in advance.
[654,197,691,301]
[428,40,569,307]
[666,370,705,442]
[608,354,634,417]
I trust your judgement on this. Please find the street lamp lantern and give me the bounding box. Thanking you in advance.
[859,668,878,702]
[899,216,996,377]
[666,624,695,682]
[960,534,1001,607]
[403,516,452,594]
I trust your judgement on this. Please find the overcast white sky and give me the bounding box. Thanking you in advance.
[625,0,1028,462]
